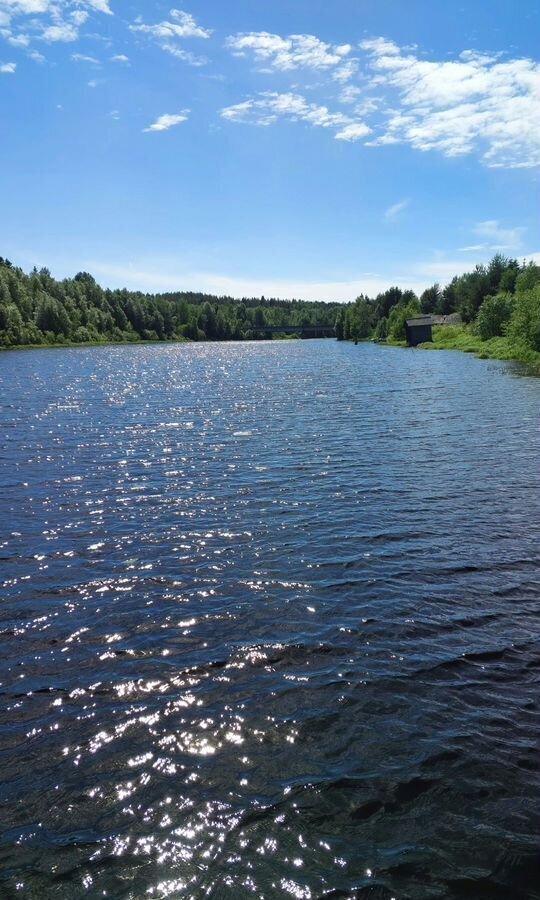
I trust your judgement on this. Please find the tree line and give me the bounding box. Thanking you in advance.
[2,253,540,355]
[0,258,340,348]
[335,254,540,354]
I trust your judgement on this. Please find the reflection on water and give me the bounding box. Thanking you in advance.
[0,341,539,899]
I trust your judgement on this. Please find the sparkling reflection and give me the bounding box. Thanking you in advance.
[0,342,539,898]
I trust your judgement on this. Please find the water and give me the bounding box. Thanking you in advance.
[1,340,539,900]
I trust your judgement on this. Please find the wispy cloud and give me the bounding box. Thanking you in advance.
[332,59,359,83]
[473,219,524,249]
[226,31,351,72]
[222,91,371,142]
[129,9,211,65]
[71,52,100,64]
[0,60,16,72]
[83,0,112,13]
[384,199,409,220]
[160,43,207,66]
[111,53,129,63]
[143,111,190,133]
[46,249,540,303]
[131,9,211,41]
[222,92,349,128]
[458,221,525,252]
[83,260,429,302]
[7,33,29,46]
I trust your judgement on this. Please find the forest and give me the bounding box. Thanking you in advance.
[1,253,540,359]
[0,258,339,347]
[336,254,540,360]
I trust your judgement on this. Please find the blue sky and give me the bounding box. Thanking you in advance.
[1,0,538,301]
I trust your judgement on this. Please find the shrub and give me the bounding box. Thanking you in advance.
[476,293,514,340]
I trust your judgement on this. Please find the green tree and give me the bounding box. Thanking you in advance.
[374,316,388,340]
[420,283,441,314]
[476,293,514,339]
[388,297,421,342]
[507,285,540,351]
[335,307,346,341]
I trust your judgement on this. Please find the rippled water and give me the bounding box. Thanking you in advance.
[1,340,539,899]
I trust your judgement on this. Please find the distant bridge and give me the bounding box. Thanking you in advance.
[248,324,335,339]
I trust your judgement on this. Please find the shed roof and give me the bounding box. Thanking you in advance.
[406,317,434,327]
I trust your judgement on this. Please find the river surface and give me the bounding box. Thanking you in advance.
[0,340,539,900]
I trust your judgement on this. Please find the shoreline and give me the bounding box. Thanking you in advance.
[3,328,540,373]
[0,334,312,353]
[378,325,540,371]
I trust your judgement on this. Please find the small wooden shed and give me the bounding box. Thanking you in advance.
[405,316,434,346]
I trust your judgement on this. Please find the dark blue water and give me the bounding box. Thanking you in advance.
[1,341,539,899]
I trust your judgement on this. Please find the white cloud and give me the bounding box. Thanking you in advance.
[339,84,362,105]
[143,111,189,132]
[70,10,88,26]
[335,122,372,141]
[130,9,211,65]
[41,22,78,42]
[0,0,112,46]
[384,199,409,220]
[223,30,539,167]
[332,59,358,83]
[84,260,428,301]
[0,60,15,71]
[222,92,350,128]
[71,51,99,64]
[160,43,207,66]
[360,38,540,168]
[1,6,536,174]
[131,9,211,41]
[40,250,540,304]
[81,0,112,14]
[222,91,371,144]
[0,1,52,12]
[360,37,401,57]
[473,219,524,249]
[226,30,351,72]
[409,258,479,284]
[8,32,29,45]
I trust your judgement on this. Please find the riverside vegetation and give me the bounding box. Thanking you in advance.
[336,254,540,365]
[0,257,338,348]
[1,253,540,365]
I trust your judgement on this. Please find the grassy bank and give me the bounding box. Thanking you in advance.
[0,337,192,352]
[0,333,307,353]
[420,325,540,367]
[377,325,540,369]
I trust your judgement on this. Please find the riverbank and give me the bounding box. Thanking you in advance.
[385,325,540,369]
[425,325,540,366]
[0,333,307,353]
[0,337,190,352]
